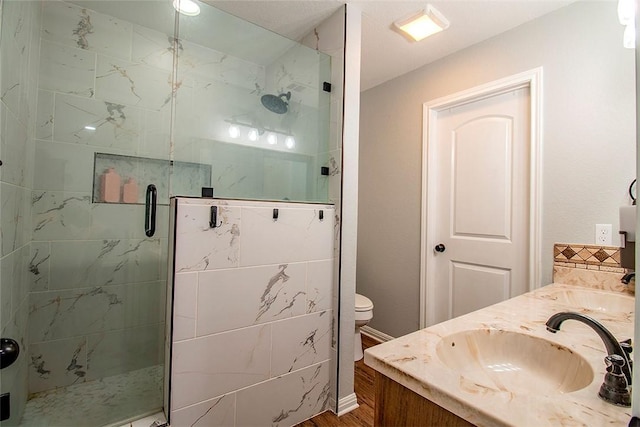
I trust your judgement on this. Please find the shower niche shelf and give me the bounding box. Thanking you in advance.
[92,153,212,206]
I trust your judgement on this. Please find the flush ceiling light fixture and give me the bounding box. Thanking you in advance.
[393,4,450,42]
[173,0,200,16]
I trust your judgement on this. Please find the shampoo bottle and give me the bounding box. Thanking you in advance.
[100,168,121,203]
[122,178,138,203]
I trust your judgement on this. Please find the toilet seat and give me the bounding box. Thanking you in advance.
[355,293,373,311]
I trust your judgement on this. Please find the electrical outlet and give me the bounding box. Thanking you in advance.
[595,224,613,245]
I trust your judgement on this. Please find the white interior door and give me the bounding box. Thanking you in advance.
[426,86,531,326]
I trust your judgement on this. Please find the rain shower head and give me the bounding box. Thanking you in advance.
[261,92,291,114]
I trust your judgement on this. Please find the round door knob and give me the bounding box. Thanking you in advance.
[434,244,446,253]
[0,338,19,369]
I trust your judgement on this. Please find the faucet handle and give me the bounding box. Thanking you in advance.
[620,340,633,371]
[605,354,627,373]
[599,355,632,406]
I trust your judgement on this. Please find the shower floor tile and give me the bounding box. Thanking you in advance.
[20,365,163,427]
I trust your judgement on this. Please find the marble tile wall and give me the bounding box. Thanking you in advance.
[168,198,336,426]
[0,1,42,425]
[0,0,340,424]
[26,0,332,398]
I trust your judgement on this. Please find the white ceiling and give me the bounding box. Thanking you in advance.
[208,0,579,91]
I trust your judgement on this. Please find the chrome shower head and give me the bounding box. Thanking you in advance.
[261,91,291,114]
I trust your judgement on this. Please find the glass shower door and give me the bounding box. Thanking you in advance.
[0,1,178,425]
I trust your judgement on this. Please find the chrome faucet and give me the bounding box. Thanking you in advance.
[621,272,635,284]
[546,312,632,406]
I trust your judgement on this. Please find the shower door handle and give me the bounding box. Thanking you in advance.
[145,184,157,237]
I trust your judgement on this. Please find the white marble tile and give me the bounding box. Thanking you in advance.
[170,393,236,427]
[1,182,28,257]
[53,93,142,152]
[271,311,332,376]
[42,1,133,60]
[179,38,264,90]
[86,323,164,380]
[172,272,197,341]
[48,239,162,290]
[306,259,334,313]
[0,1,25,114]
[235,361,331,427]
[196,263,307,336]
[1,249,17,329]
[28,337,88,393]
[140,108,171,160]
[171,324,271,410]
[131,25,175,73]
[239,206,334,266]
[29,242,51,292]
[191,142,267,200]
[29,285,127,342]
[33,139,94,192]
[27,279,162,362]
[35,90,54,140]
[21,2,42,129]
[174,203,241,272]
[91,205,170,240]
[39,40,96,97]
[0,246,28,329]
[11,245,30,319]
[1,106,29,187]
[95,55,173,111]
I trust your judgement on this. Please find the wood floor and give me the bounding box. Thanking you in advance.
[296,334,379,427]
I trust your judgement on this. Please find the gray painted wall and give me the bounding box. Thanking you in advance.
[357,1,636,338]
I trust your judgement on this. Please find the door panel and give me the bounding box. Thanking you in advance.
[450,262,511,318]
[453,117,513,240]
[428,87,530,325]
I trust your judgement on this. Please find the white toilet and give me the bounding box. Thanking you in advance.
[354,293,374,361]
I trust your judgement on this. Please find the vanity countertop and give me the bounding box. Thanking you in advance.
[364,282,635,426]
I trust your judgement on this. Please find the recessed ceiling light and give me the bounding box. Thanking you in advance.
[394,5,449,42]
[173,0,200,17]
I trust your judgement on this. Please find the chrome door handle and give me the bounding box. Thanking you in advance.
[434,244,446,253]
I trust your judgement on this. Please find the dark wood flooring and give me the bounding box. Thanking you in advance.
[296,334,379,427]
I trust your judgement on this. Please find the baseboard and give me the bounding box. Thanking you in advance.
[337,393,359,416]
[361,325,395,343]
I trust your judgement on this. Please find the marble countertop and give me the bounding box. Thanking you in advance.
[364,282,635,426]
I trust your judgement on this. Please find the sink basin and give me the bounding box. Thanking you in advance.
[436,329,594,393]
[537,288,634,314]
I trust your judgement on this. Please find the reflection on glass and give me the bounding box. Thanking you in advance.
[174,1,332,202]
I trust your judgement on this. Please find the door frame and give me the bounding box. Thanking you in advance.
[419,68,543,328]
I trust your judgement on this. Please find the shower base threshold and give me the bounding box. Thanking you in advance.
[20,365,163,427]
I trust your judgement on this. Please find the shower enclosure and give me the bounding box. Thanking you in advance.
[0,0,335,425]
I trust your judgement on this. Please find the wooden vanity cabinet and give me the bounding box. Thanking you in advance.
[374,372,475,427]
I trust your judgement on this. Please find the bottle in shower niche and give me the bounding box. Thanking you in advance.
[100,167,121,203]
[122,178,138,203]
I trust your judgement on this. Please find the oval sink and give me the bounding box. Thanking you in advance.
[537,288,634,314]
[436,329,594,393]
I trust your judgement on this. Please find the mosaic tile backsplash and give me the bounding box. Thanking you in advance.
[553,243,624,273]
[552,243,633,295]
